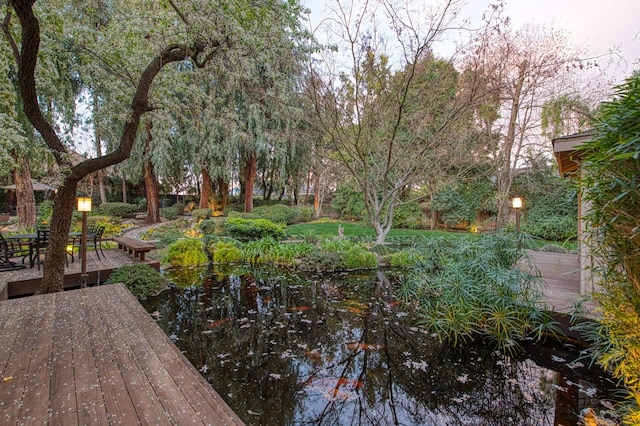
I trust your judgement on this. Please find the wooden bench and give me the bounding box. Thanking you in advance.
[113,236,155,261]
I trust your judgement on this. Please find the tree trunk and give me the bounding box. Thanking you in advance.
[9,0,226,293]
[94,93,108,204]
[496,60,527,229]
[144,122,161,224]
[37,182,77,294]
[217,176,229,211]
[313,174,321,218]
[243,154,257,213]
[14,156,36,228]
[121,171,128,203]
[200,167,213,209]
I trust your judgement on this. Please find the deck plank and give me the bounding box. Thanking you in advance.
[18,294,55,424]
[0,296,45,424]
[0,284,244,425]
[49,293,79,426]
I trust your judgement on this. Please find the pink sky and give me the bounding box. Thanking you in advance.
[304,0,639,82]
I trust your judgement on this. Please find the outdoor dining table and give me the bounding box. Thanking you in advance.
[7,231,85,267]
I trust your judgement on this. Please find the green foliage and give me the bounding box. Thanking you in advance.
[105,264,168,299]
[198,219,219,236]
[392,202,425,229]
[212,241,242,264]
[160,206,179,221]
[163,238,208,267]
[512,157,578,241]
[522,216,576,241]
[389,249,425,268]
[577,73,640,423]
[98,202,137,218]
[86,215,130,237]
[291,206,314,223]
[341,246,378,269]
[227,204,314,225]
[191,208,211,221]
[431,188,475,225]
[397,234,556,352]
[230,204,294,224]
[241,237,313,267]
[224,217,285,241]
[36,200,54,226]
[331,185,367,221]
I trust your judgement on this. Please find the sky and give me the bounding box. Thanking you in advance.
[302,0,640,82]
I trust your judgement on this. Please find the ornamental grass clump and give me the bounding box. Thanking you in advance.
[396,234,557,353]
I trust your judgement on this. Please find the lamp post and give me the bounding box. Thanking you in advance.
[512,197,523,233]
[77,197,92,287]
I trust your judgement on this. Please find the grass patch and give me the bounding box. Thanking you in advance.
[285,221,465,240]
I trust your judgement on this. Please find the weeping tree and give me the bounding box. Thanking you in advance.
[5,0,305,293]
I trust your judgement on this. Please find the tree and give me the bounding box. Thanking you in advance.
[462,20,601,228]
[5,0,279,293]
[306,0,473,244]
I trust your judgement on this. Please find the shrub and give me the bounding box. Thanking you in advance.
[341,246,378,269]
[212,241,242,263]
[292,206,314,223]
[191,208,211,221]
[251,204,295,224]
[86,215,130,237]
[198,219,219,236]
[163,238,208,267]
[392,202,425,229]
[105,264,168,299]
[160,206,179,221]
[522,215,577,241]
[98,202,137,218]
[224,217,285,241]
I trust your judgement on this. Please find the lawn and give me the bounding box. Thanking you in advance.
[285,220,468,240]
[285,220,577,251]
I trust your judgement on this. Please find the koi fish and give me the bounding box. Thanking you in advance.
[287,306,311,312]
[345,300,369,310]
[345,342,383,351]
[388,301,401,308]
[208,317,232,328]
[345,306,365,315]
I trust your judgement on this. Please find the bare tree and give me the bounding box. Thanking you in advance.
[306,0,475,243]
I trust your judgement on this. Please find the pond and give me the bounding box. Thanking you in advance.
[141,266,620,426]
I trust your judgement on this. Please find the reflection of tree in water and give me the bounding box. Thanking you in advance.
[142,267,614,426]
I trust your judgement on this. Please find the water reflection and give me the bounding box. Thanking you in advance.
[142,266,618,426]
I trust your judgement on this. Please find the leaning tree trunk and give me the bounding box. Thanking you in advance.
[9,0,226,293]
[14,156,36,228]
[200,167,213,209]
[37,182,77,294]
[243,153,257,213]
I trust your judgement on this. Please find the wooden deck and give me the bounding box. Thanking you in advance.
[0,248,160,300]
[526,250,591,314]
[0,283,244,425]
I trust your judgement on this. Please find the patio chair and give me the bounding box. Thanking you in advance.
[0,233,26,271]
[29,227,51,270]
[87,224,106,260]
